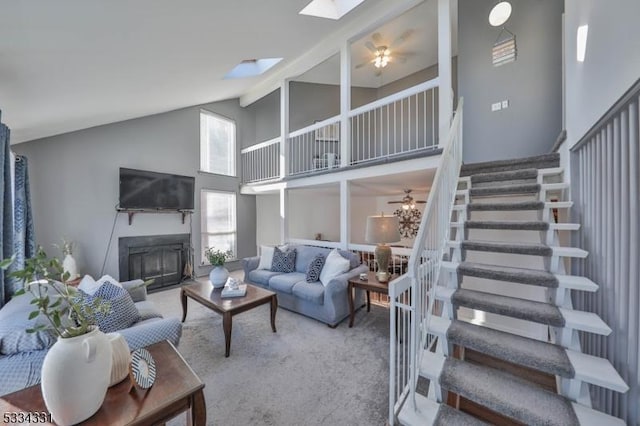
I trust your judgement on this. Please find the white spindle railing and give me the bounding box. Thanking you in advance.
[350,78,439,165]
[389,98,463,424]
[241,137,281,183]
[287,117,341,176]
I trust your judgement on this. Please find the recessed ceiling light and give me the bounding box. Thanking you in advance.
[299,0,366,20]
[224,58,283,79]
[489,2,512,27]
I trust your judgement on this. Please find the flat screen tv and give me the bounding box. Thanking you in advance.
[119,168,195,210]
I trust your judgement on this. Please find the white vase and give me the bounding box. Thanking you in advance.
[107,333,130,387]
[41,327,113,426]
[62,254,79,281]
[209,266,229,288]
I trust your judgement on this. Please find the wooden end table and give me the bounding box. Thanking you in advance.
[0,340,206,425]
[181,280,277,357]
[348,270,396,327]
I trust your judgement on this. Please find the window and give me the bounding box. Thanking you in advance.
[200,110,236,176]
[201,190,237,263]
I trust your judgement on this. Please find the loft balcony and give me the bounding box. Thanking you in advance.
[241,79,442,186]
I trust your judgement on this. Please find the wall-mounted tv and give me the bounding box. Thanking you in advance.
[119,168,195,210]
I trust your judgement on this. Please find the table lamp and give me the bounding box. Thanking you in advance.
[365,214,401,282]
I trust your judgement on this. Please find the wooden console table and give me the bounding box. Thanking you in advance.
[0,340,206,425]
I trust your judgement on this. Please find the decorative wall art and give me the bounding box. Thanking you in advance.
[394,208,421,238]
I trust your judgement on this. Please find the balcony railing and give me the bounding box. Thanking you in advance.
[241,137,280,183]
[288,117,341,176]
[241,78,440,184]
[349,79,439,165]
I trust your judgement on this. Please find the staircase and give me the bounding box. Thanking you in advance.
[396,153,629,425]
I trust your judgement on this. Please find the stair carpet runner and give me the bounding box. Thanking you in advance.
[398,154,628,426]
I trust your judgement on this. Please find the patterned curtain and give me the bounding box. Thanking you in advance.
[0,111,15,307]
[12,155,35,291]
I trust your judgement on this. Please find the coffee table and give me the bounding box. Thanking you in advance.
[347,270,397,327]
[181,280,277,357]
[0,340,205,425]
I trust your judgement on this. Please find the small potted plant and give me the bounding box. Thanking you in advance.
[1,247,112,425]
[204,247,233,288]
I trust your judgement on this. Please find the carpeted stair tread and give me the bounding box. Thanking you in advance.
[465,220,550,231]
[470,168,539,184]
[439,358,579,426]
[451,289,566,326]
[447,320,575,378]
[469,183,541,197]
[467,200,544,211]
[434,404,489,426]
[461,240,553,256]
[458,261,558,288]
[460,154,560,177]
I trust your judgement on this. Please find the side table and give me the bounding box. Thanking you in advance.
[0,340,206,425]
[347,270,396,327]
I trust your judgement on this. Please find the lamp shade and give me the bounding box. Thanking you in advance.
[365,215,401,244]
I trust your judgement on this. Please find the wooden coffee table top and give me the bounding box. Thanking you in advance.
[348,270,395,294]
[182,280,276,314]
[0,340,204,425]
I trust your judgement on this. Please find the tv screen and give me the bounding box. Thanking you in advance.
[119,168,195,210]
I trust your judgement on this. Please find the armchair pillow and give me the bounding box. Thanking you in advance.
[319,249,350,286]
[78,282,140,333]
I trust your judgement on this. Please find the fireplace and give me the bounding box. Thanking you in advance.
[119,234,191,292]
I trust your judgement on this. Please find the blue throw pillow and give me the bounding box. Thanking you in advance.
[305,254,326,283]
[79,281,140,333]
[271,247,296,273]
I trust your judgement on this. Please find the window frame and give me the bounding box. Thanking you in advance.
[199,109,237,177]
[200,189,237,265]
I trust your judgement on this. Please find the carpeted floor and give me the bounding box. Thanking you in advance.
[148,272,390,426]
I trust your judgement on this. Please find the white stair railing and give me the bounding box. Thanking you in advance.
[389,98,463,424]
[241,137,281,183]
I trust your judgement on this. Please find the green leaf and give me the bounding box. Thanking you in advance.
[28,311,40,320]
[13,288,26,296]
[0,255,15,270]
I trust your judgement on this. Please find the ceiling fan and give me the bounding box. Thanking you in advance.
[388,189,426,210]
[355,30,415,76]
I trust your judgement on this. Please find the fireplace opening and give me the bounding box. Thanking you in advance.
[119,234,192,292]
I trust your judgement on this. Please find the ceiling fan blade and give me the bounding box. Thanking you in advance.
[415,201,426,204]
[387,201,404,204]
[364,41,377,53]
[355,60,372,69]
[375,68,383,77]
[371,32,384,45]
[390,29,414,48]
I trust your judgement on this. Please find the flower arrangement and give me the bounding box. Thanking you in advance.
[1,247,109,338]
[53,238,74,256]
[204,248,233,267]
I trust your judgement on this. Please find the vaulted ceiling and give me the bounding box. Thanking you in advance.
[0,0,446,144]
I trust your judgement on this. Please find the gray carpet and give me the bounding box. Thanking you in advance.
[457,261,559,288]
[469,183,540,197]
[467,200,544,212]
[465,220,550,231]
[148,275,390,426]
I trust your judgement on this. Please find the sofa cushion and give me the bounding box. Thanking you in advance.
[338,250,361,269]
[271,247,296,273]
[320,249,351,286]
[293,245,331,273]
[79,282,140,333]
[0,283,71,355]
[292,281,324,305]
[248,269,283,286]
[305,254,325,283]
[268,272,306,294]
[257,245,275,270]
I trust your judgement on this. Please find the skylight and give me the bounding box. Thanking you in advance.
[224,58,283,79]
[299,0,366,20]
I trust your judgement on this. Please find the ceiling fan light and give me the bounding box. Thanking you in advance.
[402,204,410,210]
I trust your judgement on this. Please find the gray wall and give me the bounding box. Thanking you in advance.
[13,99,256,280]
[246,89,281,143]
[458,0,563,163]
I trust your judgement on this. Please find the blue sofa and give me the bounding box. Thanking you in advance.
[243,245,368,327]
[0,279,182,396]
